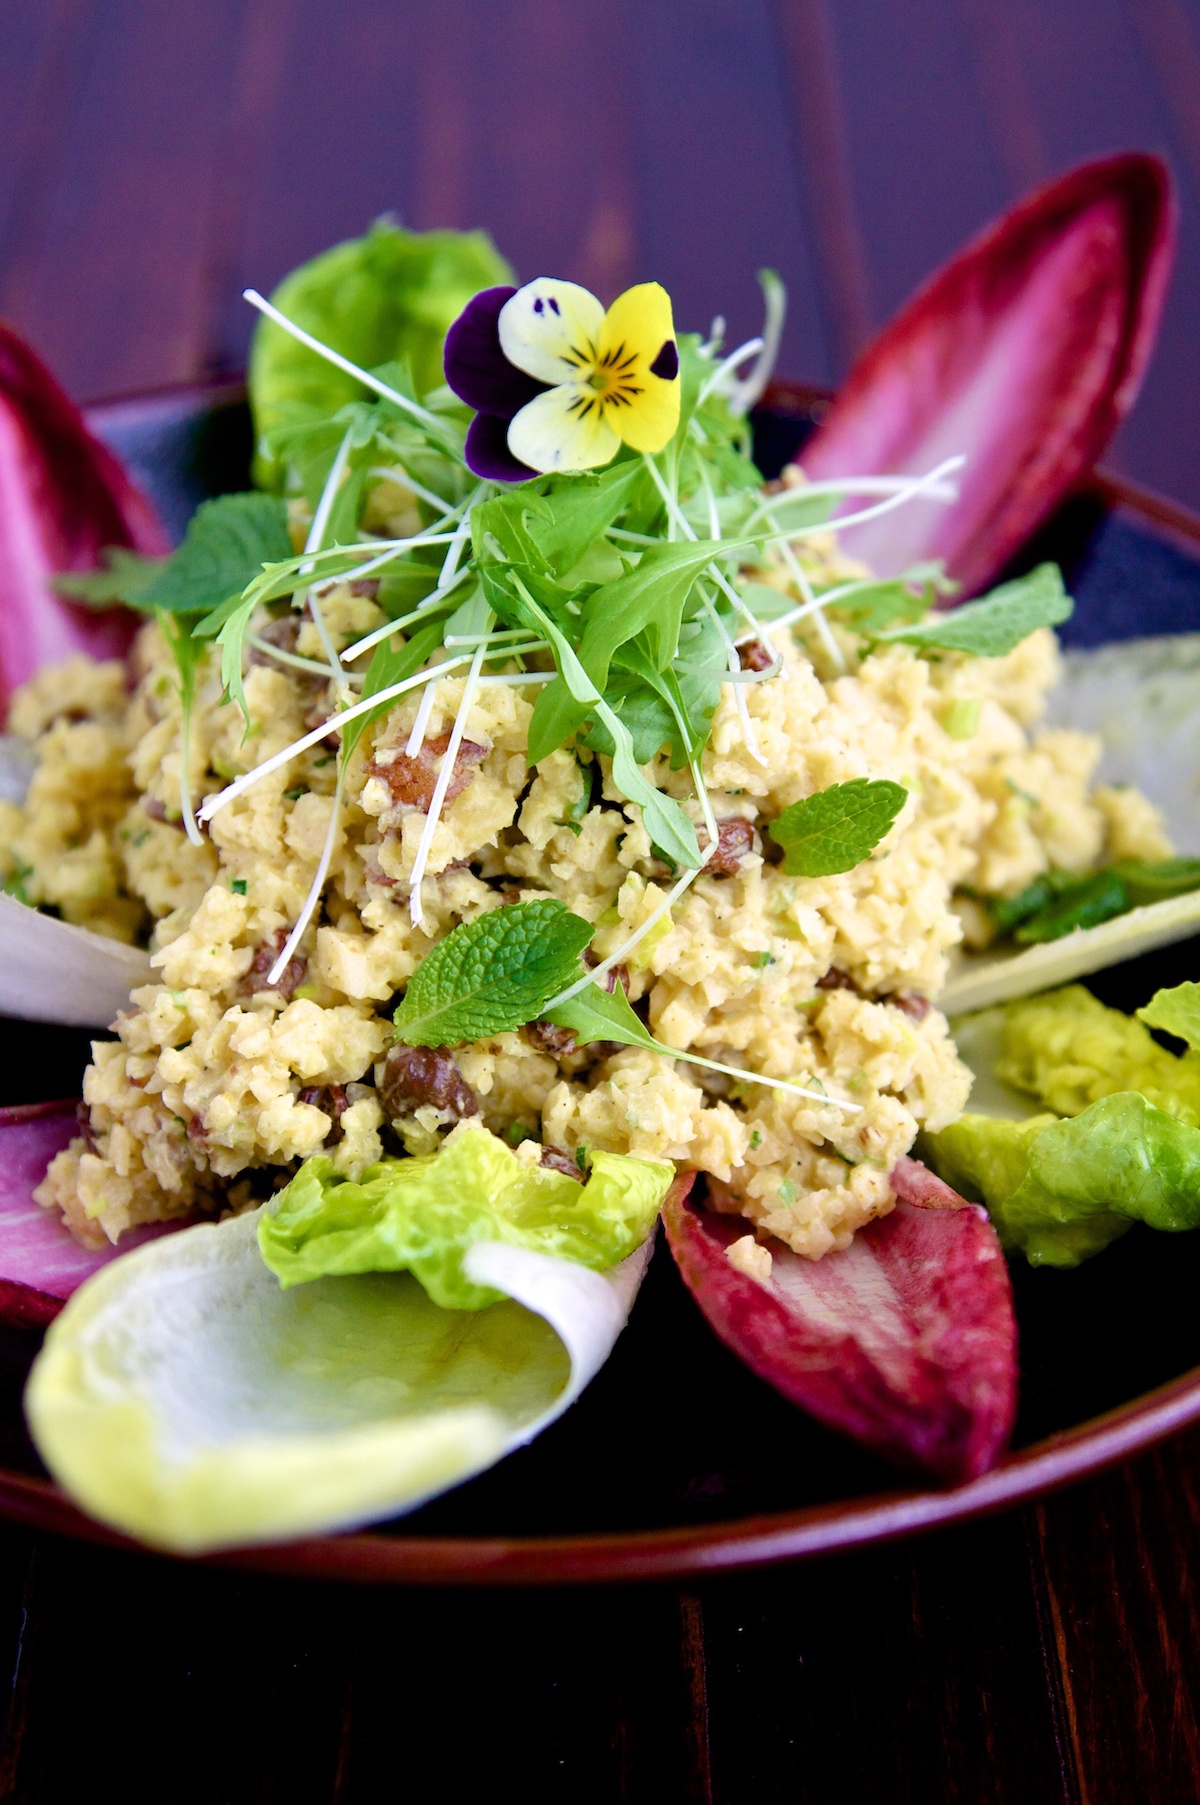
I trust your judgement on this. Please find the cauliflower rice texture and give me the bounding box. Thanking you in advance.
[1,526,1172,1260]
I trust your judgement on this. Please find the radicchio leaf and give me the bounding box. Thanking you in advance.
[0,1101,182,1327]
[800,153,1176,593]
[0,324,167,715]
[663,1161,1017,1483]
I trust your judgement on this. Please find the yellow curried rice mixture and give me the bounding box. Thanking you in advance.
[0,505,1173,1260]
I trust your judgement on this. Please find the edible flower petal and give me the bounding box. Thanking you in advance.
[444,277,682,478]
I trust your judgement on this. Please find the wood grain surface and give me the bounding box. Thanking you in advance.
[2,2,1200,1797]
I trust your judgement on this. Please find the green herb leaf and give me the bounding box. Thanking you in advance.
[1011,870,1128,943]
[824,579,929,633]
[1137,982,1200,1052]
[392,900,595,1046]
[873,563,1072,657]
[54,546,165,610]
[1109,857,1200,907]
[340,616,448,765]
[768,779,907,877]
[543,979,660,1055]
[577,540,746,692]
[527,462,648,575]
[139,493,292,618]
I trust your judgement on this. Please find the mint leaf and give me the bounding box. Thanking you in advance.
[543,980,659,1055]
[392,900,595,1045]
[54,545,165,611]
[1138,982,1200,1052]
[140,493,292,617]
[768,779,907,877]
[874,563,1072,657]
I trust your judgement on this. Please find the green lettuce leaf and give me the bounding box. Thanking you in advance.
[926,1095,1200,1266]
[995,984,1200,1124]
[1137,980,1200,1051]
[258,1125,673,1308]
[25,1200,657,1553]
[249,220,511,486]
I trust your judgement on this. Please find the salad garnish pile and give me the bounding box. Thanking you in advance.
[0,155,1190,1554]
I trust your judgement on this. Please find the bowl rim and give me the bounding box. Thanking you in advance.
[8,378,1188,1585]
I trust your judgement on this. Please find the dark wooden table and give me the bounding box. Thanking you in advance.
[4,4,1200,1797]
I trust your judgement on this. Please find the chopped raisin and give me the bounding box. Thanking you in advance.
[706,817,755,877]
[379,1044,479,1121]
[243,929,307,1001]
[367,733,488,813]
[540,1146,583,1181]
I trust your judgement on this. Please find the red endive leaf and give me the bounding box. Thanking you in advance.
[663,1161,1017,1483]
[0,1100,181,1327]
[800,153,1176,593]
[0,325,167,715]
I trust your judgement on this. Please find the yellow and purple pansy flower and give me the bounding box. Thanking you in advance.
[444,278,681,481]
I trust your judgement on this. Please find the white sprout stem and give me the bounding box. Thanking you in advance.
[697,584,765,765]
[728,275,786,415]
[243,289,446,436]
[643,453,781,665]
[299,425,357,686]
[757,458,965,540]
[697,458,722,541]
[367,466,466,517]
[443,628,543,648]
[404,672,441,757]
[696,336,765,408]
[690,759,721,855]
[197,656,473,822]
[748,473,961,520]
[546,864,701,1009]
[439,489,482,587]
[267,766,346,986]
[739,576,883,641]
[664,1048,860,1109]
[408,639,489,930]
[246,633,361,681]
[769,525,846,676]
[340,566,474,664]
[477,670,557,686]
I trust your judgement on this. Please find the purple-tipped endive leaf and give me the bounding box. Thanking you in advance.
[664,1166,1016,1483]
[800,153,1176,592]
[0,323,167,716]
[0,1102,181,1326]
[942,632,1200,1015]
[25,1176,692,1553]
[0,893,153,1027]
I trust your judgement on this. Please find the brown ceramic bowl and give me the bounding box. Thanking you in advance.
[1,380,1197,1585]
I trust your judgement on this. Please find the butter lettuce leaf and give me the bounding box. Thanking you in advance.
[1138,980,1200,1052]
[926,1095,1200,1266]
[996,984,1200,1124]
[258,1125,673,1309]
[249,220,511,486]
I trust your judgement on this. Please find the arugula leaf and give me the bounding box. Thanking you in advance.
[873,563,1072,657]
[526,462,648,575]
[54,546,165,610]
[138,494,292,617]
[392,900,595,1046]
[768,779,907,877]
[508,574,701,870]
[543,980,659,1055]
[577,540,745,692]
[1138,982,1200,1052]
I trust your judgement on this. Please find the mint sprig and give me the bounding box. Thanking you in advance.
[872,563,1071,657]
[768,778,907,878]
[392,900,595,1046]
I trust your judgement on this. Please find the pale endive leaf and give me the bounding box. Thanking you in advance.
[942,632,1200,1014]
[0,893,153,1027]
[26,1198,667,1554]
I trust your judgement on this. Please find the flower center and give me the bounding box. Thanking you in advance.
[579,341,641,410]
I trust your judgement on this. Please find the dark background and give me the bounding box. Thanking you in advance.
[4,2,1200,1799]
